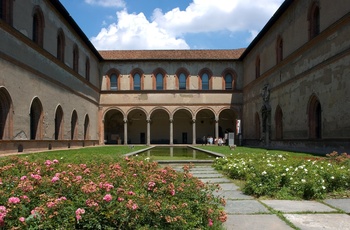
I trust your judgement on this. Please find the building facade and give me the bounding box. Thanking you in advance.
[0,0,349,154]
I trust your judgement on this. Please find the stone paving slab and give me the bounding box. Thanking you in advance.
[217,183,240,191]
[213,190,254,200]
[323,199,350,213]
[189,167,216,171]
[261,200,337,213]
[190,170,219,174]
[200,178,232,184]
[224,214,294,230]
[284,214,350,230]
[190,173,224,178]
[225,200,270,214]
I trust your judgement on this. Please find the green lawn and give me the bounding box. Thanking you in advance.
[196,145,319,158]
[9,145,148,164]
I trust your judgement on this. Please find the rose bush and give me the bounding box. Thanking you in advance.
[0,156,226,229]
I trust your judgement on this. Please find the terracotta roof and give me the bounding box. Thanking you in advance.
[99,48,245,61]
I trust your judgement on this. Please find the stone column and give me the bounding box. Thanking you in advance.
[215,118,219,142]
[123,118,128,145]
[169,118,173,145]
[192,119,196,144]
[100,119,105,145]
[147,119,151,146]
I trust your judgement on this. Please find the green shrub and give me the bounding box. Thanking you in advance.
[214,151,350,200]
[0,156,226,229]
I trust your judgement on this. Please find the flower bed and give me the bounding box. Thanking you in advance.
[0,156,226,229]
[214,151,350,200]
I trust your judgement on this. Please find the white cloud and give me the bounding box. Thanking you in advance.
[84,0,125,8]
[91,0,284,50]
[91,10,189,50]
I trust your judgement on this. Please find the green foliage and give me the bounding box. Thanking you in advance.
[0,155,226,229]
[213,151,350,200]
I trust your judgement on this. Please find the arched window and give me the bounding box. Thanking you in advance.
[57,29,65,62]
[110,74,118,90]
[201,73,209,90]
[30,98,43,140]
[0,87,12,140]
[71,110,78,140]
[179,73,186,90]
[156,73,163,90]
[225,73,233,90]
[276,36,283,64]
[308,2,320,40]
[32,6,45,47]
[175,68,190,90]
[85,58,90,81]
[275,105,283,140]
[73,44,79,72]
[308,95,322,139]
[55,106,64,140]
[1,0,13,25]
[255,56,260,78]
[84,115,90,140]
[134,73,141,90]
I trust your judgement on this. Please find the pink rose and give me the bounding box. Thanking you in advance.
[8,197,20,204]
[51,176,59,183]
[103,194,112,202]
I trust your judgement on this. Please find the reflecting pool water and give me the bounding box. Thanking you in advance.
[134,146,216,161]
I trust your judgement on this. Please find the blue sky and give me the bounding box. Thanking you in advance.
[59,0,284,50]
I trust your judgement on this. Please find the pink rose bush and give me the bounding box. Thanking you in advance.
[0,156,226,229]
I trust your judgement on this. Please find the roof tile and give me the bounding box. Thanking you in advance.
[99,49,245,60]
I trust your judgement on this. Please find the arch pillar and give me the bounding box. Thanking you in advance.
[123,118,128,145]
[169,118,173,145]
[192,118,196,144]
[147,119,151,145]
[215,118,219,142]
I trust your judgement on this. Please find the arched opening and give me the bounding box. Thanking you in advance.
[201,73,209,90]
[308,2,320,40]
[156,73,164,90]
[308,95,322,139]
[104,109,124,144]
[84,115,90,140]
[133,73,141,90]
[175,68,190,90]
[71,110,78,140]
[173,109,192,144]
[1,0,14,25]
[196,109,215,144]
[224,74,233,90]
[30,97,43,140]
[127,109,147,144]
[55,106,64,140]
[275,105,283,140]
[0,87,12,140]
[150,109,169,144]
[276,36,283,64]
[219,109,237,141]
[57,29,65,62]
[32,6,45,47]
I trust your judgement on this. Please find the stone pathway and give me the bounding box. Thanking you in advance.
[171,164,350,230]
